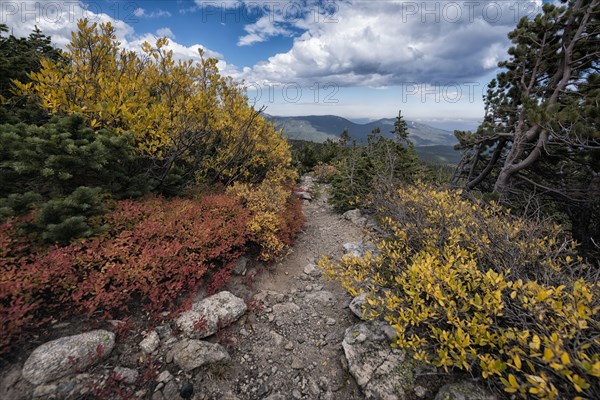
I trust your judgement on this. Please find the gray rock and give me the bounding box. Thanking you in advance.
[0,366,21,394]
[291,357,303,370]
[343,323,421,399]
[303,263,322,277]
[113,367,139,384]
[155,324,173,340]
[349,293,369,320]
[257,385,271,397]
[305,290,335,305]
[254,290,285,306]
[33,384,57,397]
[152,391,165,400]
[233,257,248,275]
[140,330,160,353]
[414,386,427,398]
[175,291,247,338]
[22,330,115,385]
[434,382,497,400]
[270,331,285,346]
[167,339,229,372]
[294,191,312,200]
[343,209,367,226]
[156,370,173,383]
[342,242,376,258]
[162,380,179,399]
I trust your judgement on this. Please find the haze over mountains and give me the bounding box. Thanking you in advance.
[266,114,462,164]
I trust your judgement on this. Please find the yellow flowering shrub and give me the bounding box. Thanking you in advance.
[320,183,599,399]
[312,163,338,183]
[227,169,301,261]
[14,19,293,187]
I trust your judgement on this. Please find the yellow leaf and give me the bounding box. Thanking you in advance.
[508,373,518,388]
[543,347,554,362]
[513,354,522,370]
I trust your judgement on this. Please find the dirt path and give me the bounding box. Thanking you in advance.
[198,177,368,399]
[0,177,371,400]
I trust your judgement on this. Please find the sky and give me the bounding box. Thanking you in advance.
[1,0,546,131]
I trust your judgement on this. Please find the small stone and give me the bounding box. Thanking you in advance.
[270,331,285,346]
[156,370,173,383]
[151,391,165,400]
[319,377,330,390]
[257,385,271,397]
[342,209,367,226]
[292,389,302,399]
[168,339,229,372]
[326,318,336,326]
[349,293,368,320]
[291,357,303,370]
[154,382,164,392]
[139,331,160,354]
[33,384,57,397]
[155,324,173,340]
[163,381,179,399]
[303,263,321,277]
[414,386,427,398]
[305,285,313,292]
[294,191,312,200]
[284,342,294,351]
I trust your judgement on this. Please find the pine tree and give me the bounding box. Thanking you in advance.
[452,0,599,249]
[391,110,409,141]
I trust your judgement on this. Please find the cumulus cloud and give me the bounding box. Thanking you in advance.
[2,1,223,66]
[156,27,175,39]
[228,0,544,87]
[238,14,292,46]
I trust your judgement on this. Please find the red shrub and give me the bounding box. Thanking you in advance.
[276,195,305,247]
[0,194,251,355]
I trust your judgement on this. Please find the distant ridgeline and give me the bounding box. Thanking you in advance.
[266,114,461,164]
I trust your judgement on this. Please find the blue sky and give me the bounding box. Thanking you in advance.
[3,0,546,131]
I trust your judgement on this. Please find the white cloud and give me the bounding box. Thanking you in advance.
[3,1,222,67]
[133,7,172,18]
[156,27,175,39]
[238,14,291,46]
[234,1,536,87]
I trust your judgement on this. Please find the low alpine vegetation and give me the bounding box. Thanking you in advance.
[320,184,599,399]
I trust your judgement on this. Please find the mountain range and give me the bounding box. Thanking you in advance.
[265,114,462,164]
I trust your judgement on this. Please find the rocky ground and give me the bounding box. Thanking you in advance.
[1,176,497,400]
